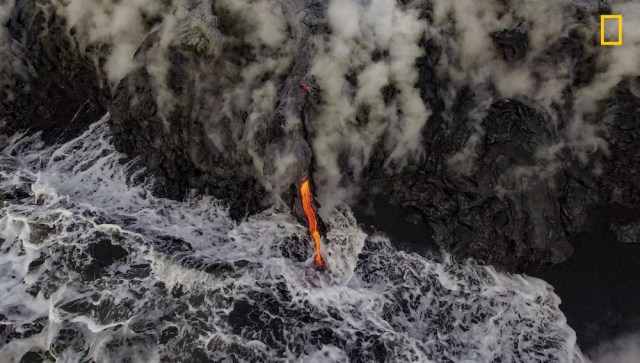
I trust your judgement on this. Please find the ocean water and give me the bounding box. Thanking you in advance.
[0,115,586,362]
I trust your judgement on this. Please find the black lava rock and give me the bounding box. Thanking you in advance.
[1,0,107,144]
[83,238,129,280]
[491,27,529,63]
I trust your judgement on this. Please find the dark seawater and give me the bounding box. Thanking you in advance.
[527,205,640,354]
[359,190,640,357]
[353,193,440,256]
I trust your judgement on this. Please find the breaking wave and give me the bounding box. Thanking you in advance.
[0,115,586,362]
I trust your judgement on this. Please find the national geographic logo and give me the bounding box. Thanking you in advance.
[601,14,623,46]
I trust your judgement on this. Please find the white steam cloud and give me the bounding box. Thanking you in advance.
[589,332,640,363]
[59,0,177,85]
[5,0,640,215]
[311,0,429,215]
[569,1,640,161]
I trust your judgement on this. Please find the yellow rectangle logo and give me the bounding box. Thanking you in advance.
[601,15,623,46]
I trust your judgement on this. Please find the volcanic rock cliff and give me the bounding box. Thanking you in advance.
[2,0,639,274]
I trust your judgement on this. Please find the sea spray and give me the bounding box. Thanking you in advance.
[0,115,587,362]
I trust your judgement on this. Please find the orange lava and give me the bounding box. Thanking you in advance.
[300,179,325,269]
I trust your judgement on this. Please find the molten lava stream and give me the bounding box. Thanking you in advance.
[300,179,325,269]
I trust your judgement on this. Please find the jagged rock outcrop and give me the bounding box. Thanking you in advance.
[360,97,580,269]
[491,27,529,63]
[0,0,106,144]
[353,1,637,270]
[2,0,639,272]
[109,1,324,220]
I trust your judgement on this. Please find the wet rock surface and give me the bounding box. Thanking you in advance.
[83,237,129,280]
[19,350,54,363]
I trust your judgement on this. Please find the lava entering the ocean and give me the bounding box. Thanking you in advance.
[300,179,325,269]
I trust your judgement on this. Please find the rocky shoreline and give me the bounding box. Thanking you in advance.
[527,203,640,353]
[357,193,640,353]
[3,0,639,267]
[2,0,640,354]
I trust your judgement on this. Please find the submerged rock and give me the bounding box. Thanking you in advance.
[83,237,129,280]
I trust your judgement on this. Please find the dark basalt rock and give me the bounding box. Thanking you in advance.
[83,237,129,280]
[360,98,575,270]
[359,72,640,271]
[491,27,529,63]
[416,36,444,113]
[1,316,48,344]
[353,3,639,272]
[50,325,86,358]
[19,350,54,363]
[609,220,640,244]
[160,326,179,344]
[1,0,107,145]
[1,0,638,276]
[110,62,270,218]
[597,78,640,208]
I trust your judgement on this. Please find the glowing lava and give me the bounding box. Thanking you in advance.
[300,179,325,269]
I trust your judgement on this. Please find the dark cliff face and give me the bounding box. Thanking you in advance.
[108,2,323,220]
[1,0,639,275]
[360,87,640,272]
[110,56,270,220]
[352,2,640,272]
[359,98,578,270]
[102,6,263,220]
[1,0,107,145]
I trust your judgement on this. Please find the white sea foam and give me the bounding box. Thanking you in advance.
[0,115,587,361]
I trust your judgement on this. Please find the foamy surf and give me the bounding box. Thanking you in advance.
[0,115,587,362]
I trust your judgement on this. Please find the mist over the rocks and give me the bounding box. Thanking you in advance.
[2,0,639,266]
[2,0,640,359]
[2,0,640,267]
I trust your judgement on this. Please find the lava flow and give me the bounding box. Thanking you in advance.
[300,179,325,269]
